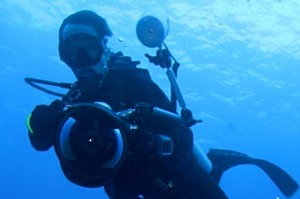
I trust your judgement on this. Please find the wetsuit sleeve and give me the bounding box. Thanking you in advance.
[27,100,63,151]
[124,69,173,112]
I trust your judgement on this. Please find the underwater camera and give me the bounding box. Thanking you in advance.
[54,102,128,187]
[53,102,182,187]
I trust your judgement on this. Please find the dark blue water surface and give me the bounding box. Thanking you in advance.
[0,1,299,198]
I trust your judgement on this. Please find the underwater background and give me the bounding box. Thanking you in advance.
[0,0,299,198]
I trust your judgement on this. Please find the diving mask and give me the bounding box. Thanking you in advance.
[59,33,104,68]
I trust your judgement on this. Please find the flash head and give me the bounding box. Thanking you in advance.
[136,8,170,48]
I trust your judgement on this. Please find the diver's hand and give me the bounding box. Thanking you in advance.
[145,49,172,68]
[29,100,64,135]
[108,51,140,68]
[28,100,64,151]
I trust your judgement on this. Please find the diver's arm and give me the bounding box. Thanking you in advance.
[27,100,63,151]
[125,68,173,112]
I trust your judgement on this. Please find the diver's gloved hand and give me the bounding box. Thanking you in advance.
[28,100,64,151]
[108,51,140,69]
[145,49,172,68]
[30,99,64,133]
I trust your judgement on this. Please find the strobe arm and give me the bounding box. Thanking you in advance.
[144,43,202,127]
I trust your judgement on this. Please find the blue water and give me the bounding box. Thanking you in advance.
[1,1,299,198]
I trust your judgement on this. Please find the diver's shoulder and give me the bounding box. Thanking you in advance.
[108,67,151,78]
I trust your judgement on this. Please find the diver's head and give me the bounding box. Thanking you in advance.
[58,10,113,90]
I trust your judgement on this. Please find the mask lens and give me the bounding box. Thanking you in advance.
[59,34,103,68]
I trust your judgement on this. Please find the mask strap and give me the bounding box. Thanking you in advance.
[100,40,114,68]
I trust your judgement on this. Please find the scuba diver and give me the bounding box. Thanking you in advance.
[26,10,299,199]
[26,10,227,199]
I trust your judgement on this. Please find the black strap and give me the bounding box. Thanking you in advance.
[25,77,72,97]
